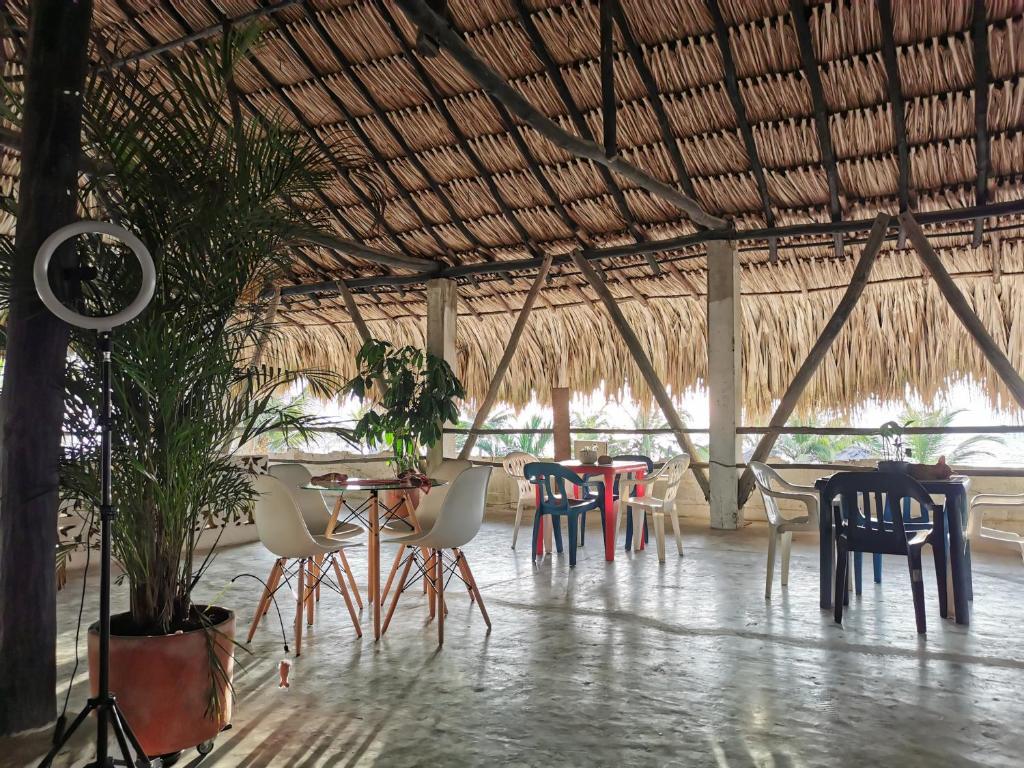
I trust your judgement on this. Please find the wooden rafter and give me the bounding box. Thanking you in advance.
[395,0,726,231]
[569,251,711,497]
[971,0,991,247]
[902,212,1024,408]
[292,3,499,264]
[458,255,554,459]
[273,8,463,258]
[789,0,843,257]
[611,0,695,200]
[374,1,545,261]
[736,213,891,507]
[600,0,616,158]
[877,0,910,214]
[706,0,775,230]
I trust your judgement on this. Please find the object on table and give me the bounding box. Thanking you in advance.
[907,456,953,481]
[578,448,599,465]
[876,460,909,473]
[597,454,613,465]
[397,470,433,493]
[311,471,348,486]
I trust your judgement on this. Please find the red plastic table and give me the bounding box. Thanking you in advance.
[534,460,648,562]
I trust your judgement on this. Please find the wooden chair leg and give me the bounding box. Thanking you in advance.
[294,559,306,656]
[261,558,284,619]
[382,550,416,636]
[314,554,322,602]
[436,549,444,646]
[331,555,362,638]
[305,559,316,627]
[424,550,437,619]
[454,548,475,603]
[247,560,280,643]
[461,553,491,631]
[337,549,362,610]
[381,544,407,606]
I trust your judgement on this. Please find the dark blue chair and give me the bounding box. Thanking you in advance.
[524,462,603,567]
[583,454,654,550]
[854,496,933,594]
[824,472,947,634]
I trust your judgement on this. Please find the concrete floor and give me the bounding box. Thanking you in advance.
[6,514,1024,767]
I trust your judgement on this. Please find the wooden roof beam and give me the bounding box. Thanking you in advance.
[600,0,616,159]
[395,0,726,231]
[374,1,546,261]
[100,0,303,71]
[611,0,696,200]
[877,0,911,215]
[971,0,991,247]
[295,3,499,261]
[706,0,775,231]
[788,0,844,258]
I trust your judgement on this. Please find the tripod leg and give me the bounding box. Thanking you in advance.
[109,707,136,767]
[38,703,93,767]
[112,703,151,767]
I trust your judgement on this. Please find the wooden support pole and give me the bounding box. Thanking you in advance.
[901,211,1024,409]
[552,368,572,462]
[599,0,616,158]
[338,280,373,347]
[459,256,553,459]
[395,0,726,231]
[971,0,991,247]
[0,0,93,735]
[569,252,711,497]
[707,239,741,528]
[426,278,459,469]
[250,287,281,369]
[737,213,892,507]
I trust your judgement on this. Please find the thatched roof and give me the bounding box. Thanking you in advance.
[4,1,1024,416]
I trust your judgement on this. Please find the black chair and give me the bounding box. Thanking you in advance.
[583,454,654,549]
[823,472,947,634]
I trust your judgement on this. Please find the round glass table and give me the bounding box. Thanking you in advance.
[302,478,447,640]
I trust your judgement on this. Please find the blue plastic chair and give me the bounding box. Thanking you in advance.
[824,472,947,633]
[583,454,654,550]
[524,462,603,567]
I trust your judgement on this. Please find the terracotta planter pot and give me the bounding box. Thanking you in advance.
[88,607,235,758]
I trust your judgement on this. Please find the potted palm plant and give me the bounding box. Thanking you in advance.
[45,29,354,760]
[346,339,464,508]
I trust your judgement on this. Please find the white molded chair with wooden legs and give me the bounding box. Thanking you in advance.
[749,461,819,599]
[248,474,363,655]
[269,462,363,608]
[502,451,539,549]
[967,491,1024,561]
[381,459,475,605]
[382,466,492,645]
[617,454,690,562]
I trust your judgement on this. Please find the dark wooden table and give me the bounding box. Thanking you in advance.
[816,474,973,625]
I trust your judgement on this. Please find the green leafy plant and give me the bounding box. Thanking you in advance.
[346,338,465,473]
[50,27,357,637]
[858,408,1004,465]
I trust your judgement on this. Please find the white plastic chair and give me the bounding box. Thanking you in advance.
[269,462,363,608]
[502,451,539,549]
[968,491,1024,562]
[268,462,363,538]
[381,459,473,605]
[750,462,819,599]
[381,466,493,645]
[248,474,362,655]
[617,454,690,562]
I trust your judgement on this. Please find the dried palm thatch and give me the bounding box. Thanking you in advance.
[4,0,1024,416]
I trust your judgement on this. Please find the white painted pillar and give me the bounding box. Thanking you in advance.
[426,277,458,470]
[707,240,741,529]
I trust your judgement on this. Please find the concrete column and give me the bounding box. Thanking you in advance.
[707,240,741,529]
[426,278,458,469]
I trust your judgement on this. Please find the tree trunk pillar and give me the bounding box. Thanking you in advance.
[0,0,94,736]
[551,362,571,461]
[426,278,458,469]
[707,240,741,529]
